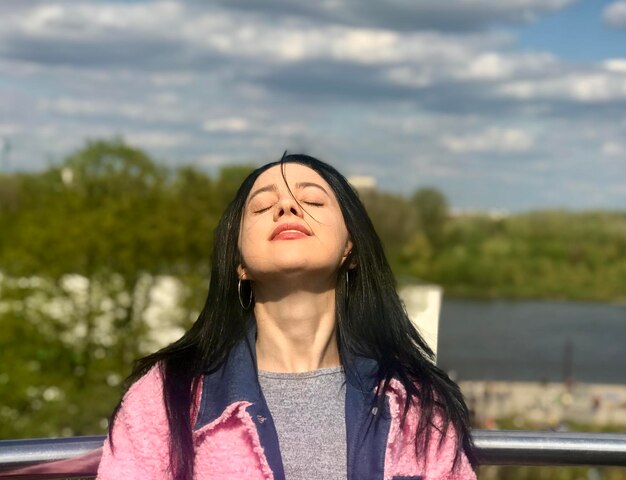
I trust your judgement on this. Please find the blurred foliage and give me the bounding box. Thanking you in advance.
[0,139,253,438]
[412,210,626,301]
[0,138,625,457]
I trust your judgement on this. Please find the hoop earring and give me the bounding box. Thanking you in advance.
[345,270,349,296]
[238,278,253,310]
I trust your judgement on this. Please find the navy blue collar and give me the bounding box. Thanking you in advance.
[194,324,262,429]
[194,322,380,429]
[193,322,391,480]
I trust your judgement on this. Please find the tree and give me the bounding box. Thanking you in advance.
[411,187,449,246]
[0,140,175,436]
[0,140,259,437]
[358,189,417,271]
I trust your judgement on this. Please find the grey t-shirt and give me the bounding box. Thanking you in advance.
[258,366,347,480]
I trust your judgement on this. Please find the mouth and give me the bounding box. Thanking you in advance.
[270,222,312,240]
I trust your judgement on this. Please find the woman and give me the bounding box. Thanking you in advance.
[97,154,477,480]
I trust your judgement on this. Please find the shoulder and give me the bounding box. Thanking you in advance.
[120,365,165,414]
[97,366,171,479]
[113,365,171,445]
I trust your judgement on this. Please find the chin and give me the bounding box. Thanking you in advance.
[272,260,315,274]
[254,261,338,280]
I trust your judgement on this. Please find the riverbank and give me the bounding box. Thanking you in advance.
[461,380,626,430]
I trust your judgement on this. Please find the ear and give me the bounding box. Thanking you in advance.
[237,264,249,280]
[342,240,357,269]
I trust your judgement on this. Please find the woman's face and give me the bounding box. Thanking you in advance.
[238,163,352,284]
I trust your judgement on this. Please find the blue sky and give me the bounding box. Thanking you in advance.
[1,0,625,212]
[515,0,626,60]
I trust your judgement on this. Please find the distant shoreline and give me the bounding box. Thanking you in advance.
[460,380,626,429]
[443,293,626,307]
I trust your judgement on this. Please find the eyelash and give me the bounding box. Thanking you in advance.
[253,201,323,214]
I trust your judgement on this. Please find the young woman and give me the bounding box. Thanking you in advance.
[97,154,477,480]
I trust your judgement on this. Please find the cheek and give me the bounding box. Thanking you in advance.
[238,219,253,258]
[338,228,351,253]
[239,217,266,258]
[239,227,252,256]
[333,213,350,247]
[324,220,350,254]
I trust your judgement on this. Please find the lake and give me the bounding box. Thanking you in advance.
[436,298,626,384]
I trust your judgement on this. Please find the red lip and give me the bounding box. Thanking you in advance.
[270,222,312,240]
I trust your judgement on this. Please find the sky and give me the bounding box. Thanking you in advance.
[1,0,626,212]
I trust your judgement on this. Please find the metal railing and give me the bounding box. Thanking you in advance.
[1,430,625,479]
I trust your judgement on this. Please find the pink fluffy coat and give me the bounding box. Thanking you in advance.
[97,368,475,480]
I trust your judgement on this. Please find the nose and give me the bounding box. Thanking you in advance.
[273,193,303,221]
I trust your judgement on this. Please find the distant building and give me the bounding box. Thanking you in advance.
[398,283,442,359]
[348,175,376,191]
[450,207,510,220]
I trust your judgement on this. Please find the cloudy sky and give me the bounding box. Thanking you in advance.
[1,0,626,211]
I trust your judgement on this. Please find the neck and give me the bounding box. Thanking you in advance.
[253,279,340,373]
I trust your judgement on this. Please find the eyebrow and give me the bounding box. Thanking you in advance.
[296,182,330,196]
[247,181,330,203]
[247,184,277,203]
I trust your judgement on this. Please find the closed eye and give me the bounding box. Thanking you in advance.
[253,206,272,214]
[303,202,324,207]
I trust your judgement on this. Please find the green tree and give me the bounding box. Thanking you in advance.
[0,140,260,437]
[411,187,449,246]
[0,140,177,436]
[359,189,417,271]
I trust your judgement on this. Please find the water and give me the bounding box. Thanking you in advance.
[436,298,626,384]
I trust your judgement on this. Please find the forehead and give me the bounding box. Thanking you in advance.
[249,163,330,194]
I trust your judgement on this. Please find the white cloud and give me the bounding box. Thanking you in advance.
[379,48,558,91]
[499,72,626,102]
[603,1,626,29]
[17,2,183,39]
[466,52,514,80]
[0,1,513,71]
[602,141,626,156]
[0,124,21,136]
[210,0,574,32]
[185,20,502,67]
[40,98,141,117]
[39,97,187,123]
[148,73,196,87]
[149,92,179,106]
[124,131,191,149]
[604,58,626,72]
[607,183,626,194]
[442,127,534,153]
[196,153,232,167]
[202,117,252,133]
[385,67,434,88]
[0,0,625,210]
[463,51,557,80]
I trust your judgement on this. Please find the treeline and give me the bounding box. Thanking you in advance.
[1,139,625,439]
[2,139,625,303]
[361,188,626,304]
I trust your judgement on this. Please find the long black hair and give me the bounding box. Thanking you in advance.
[108,154,476,479]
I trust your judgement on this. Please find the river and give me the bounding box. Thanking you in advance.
[436,298,626,384]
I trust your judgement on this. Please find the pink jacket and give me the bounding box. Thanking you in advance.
[97,331,476,480]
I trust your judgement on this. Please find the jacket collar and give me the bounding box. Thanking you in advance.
[194,321,380,429]
[193,321,391,480]
[194,322,262,429]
